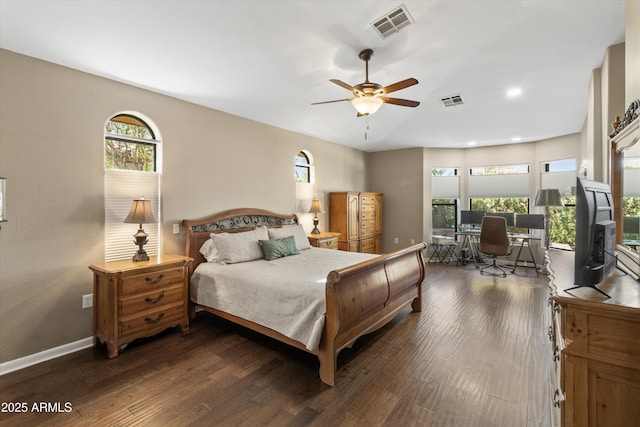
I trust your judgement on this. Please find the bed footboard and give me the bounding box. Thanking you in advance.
[318,242,427,385]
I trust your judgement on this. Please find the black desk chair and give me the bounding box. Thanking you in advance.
[479,216,512,277]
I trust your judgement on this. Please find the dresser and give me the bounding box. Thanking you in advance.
[89,254,192,358]
[307,231,340,249]
[547,249,640,427]
[329,192,382,254]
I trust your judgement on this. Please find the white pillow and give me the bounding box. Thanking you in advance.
[211,226,269,264]
[268,224,311,251]
[199,238,219,263]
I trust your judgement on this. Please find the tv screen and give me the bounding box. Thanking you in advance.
[460,210,485,225]
[571,177,616,297]
[515,214,545,230]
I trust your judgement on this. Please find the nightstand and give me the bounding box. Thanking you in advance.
[307,232,341,249]
[89,254,192,358]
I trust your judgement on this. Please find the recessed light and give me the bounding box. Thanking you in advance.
[511,136,521,142]
[467,141,477,146]
[506,87,522,98]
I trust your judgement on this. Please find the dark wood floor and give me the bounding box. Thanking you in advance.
[0,262,555,427]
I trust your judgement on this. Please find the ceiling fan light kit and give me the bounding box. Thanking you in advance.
[312,48,419,117]
[352,96,383,115]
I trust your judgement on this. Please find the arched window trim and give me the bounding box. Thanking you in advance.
[295,150,315,184]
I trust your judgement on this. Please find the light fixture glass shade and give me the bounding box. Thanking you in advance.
[351,96,383,115]
[123,198,157,224]
[534,189,564,207]
[308,198,324,214]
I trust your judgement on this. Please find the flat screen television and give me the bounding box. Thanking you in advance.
[460,210,485,226]
[568,177,616,297]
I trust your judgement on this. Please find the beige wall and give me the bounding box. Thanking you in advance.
[627,0,640,106]
[0,49,368,363]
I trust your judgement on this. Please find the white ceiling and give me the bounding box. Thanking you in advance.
[0,0,626,152]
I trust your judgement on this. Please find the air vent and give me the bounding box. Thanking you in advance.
[441,94,465,107]
[371,4,414,39]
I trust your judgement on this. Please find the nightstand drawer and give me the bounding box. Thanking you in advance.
[119,302,185,340]
[318,239,338,249]
[120,267,185,295]
[119,285,184,317]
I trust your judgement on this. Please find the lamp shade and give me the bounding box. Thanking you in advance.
[351,97,383,115]
[123,198,157,224]
[534,189,564,207]
[308,198,325,214]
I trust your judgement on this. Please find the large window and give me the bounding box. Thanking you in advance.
[541,159,576,248]
[295,151,312,183]
[623,156,640,241]
[104,114,161,262]
[432,168,459,236]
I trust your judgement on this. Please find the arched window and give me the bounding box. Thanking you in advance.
[295,151,312,183]
[104,113,161,262]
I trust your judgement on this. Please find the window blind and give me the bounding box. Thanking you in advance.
[432,175,460,198]
[624,168,640,197]
[468,173,529,198]
[105,169,160,262]
[541,170,576,194]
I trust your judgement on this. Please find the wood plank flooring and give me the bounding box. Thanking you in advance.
[0,263,555,426]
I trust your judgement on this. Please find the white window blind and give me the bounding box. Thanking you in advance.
[105,169,160,262]
[468,173,529,197]
[541,170,576,194]
[624,168,640,197]
[432,175,460,198]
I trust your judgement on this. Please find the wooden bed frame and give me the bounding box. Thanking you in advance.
[182,208,427,386]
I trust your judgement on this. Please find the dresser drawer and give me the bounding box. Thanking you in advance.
[119,302,185,340]
[120,267,185,296]
[360,238,375,253]
[119,285,184,317]
[360,195,377,205]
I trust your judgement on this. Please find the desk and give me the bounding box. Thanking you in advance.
[455,230,540,275]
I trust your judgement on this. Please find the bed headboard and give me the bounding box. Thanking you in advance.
[182,208,299,272]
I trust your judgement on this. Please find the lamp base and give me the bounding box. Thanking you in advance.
[311,217,320,234]
[132,249,150,262]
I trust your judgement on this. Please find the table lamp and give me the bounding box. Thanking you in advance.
[123,197,157,261]
[308,198,324,234]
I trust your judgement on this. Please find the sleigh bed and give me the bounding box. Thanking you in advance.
[182,208,426,386]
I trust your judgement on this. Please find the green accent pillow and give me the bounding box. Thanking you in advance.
[259,236,299,261]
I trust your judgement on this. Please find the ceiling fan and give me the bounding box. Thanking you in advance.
[312,48,420,116]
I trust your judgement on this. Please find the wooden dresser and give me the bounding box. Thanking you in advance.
[307,231,340,249]
[547,249,640,427]
[89,254,192,358]
[329,192,382,254]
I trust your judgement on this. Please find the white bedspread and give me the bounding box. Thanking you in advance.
[190,247,376,352]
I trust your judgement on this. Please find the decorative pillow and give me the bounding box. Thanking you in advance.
[268,224,311,251]
[259,236,299,261]
[210,226,269,264]
[199,238,219,262]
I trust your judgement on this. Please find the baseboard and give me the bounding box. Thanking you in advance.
[0,337,93,376]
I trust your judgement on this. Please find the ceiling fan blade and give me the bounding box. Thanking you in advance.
[381,78,418,94]
[330,79,360,95]
[311,98,352,105]
[379,96,420,107]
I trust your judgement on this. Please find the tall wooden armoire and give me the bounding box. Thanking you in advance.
[329,192,382,254]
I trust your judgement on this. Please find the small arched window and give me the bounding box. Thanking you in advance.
[105,114,158,171]
[295,151,312,183]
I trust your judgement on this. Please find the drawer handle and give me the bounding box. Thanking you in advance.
[145,313,165,324]
[145,273,165,284]
[145,292,165,304]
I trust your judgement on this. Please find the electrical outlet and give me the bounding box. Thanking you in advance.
[173,223,180,234]
[394,237,399,244]
[82,294,93,309]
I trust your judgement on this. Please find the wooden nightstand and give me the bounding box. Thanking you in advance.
[89,254,192,358]
[307,232,341,249]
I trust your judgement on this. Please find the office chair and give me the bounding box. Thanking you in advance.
[479,216,512,277]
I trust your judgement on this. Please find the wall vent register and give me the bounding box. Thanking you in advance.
[371,4,414,39]
[441,94,465,107]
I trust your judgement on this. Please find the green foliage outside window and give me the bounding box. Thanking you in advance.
[105,115,156,171]
[470,198,529,214]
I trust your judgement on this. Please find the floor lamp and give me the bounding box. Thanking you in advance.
[535,189,564,273]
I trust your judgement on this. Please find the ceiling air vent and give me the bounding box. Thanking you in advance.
[371,4,414,39]
[441,94,465,107]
